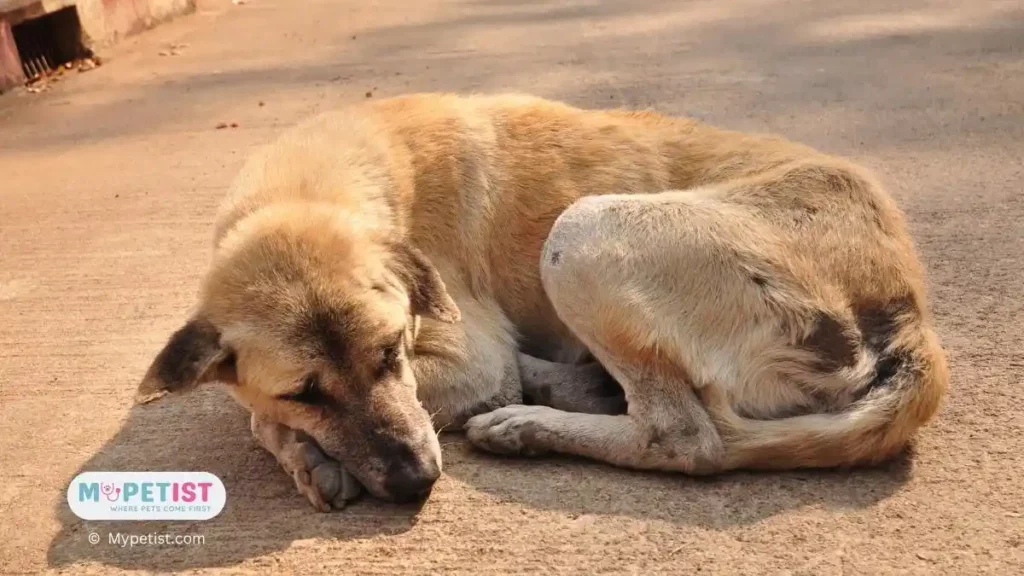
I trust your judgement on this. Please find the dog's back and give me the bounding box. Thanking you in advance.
[219,94,825,345]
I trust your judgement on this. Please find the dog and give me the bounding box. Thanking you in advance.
[136,92,949,510]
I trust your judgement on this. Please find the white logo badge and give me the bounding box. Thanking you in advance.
[67,471,226,521]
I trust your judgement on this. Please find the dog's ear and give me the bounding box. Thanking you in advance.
[387,241,461,323]
[135,318,237,404]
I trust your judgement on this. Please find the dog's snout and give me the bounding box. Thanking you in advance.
[384,457,441,503]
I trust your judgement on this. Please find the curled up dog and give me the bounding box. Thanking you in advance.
[136,93,949,510]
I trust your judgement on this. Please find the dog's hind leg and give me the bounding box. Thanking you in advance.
[466,179,834,473]
[250,412,362,512]
[466,191,771,473]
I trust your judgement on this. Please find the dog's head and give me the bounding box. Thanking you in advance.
[137,204,459,503]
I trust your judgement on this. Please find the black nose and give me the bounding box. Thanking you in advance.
[384,459,440,503]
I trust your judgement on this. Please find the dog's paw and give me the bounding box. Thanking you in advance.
[464,405,556,456]
[289,442,363,512]
[310,460,364,511]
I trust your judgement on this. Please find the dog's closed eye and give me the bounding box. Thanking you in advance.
[279,374,325,405]
[376,332,404,379]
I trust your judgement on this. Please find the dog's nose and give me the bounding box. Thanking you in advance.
[384,458,440,503]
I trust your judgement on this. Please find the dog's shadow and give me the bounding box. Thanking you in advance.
[45,387,425,572]
[440,430,915,530]
[47,387,914,571]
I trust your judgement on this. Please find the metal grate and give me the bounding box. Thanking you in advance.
[11,6,88,80]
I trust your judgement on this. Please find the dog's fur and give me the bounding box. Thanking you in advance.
[137,93,949,509]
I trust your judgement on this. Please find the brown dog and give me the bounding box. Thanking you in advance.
[137,93,949,510]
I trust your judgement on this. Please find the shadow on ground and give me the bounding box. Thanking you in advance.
[45,387,426,571]
[45,388,915,571]
[443,437,916,527]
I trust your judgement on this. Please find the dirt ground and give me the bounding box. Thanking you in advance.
[0,0,1021,573]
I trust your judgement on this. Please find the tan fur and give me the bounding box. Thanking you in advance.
[138,93,949,509]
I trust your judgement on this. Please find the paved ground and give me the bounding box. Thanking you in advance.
[1,0,1022,573]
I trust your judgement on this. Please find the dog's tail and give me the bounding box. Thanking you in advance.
[705,299,949,470]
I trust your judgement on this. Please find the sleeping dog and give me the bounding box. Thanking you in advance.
[137,93,948,509]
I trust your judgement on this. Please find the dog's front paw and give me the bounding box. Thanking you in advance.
[251,414,364,513]
[290,442,363,512]
[310,459,364,511]
[464,405,556,456]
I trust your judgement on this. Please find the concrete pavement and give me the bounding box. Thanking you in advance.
[1,0,1022,573]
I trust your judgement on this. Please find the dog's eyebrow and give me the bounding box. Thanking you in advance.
[297,304,357,368]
